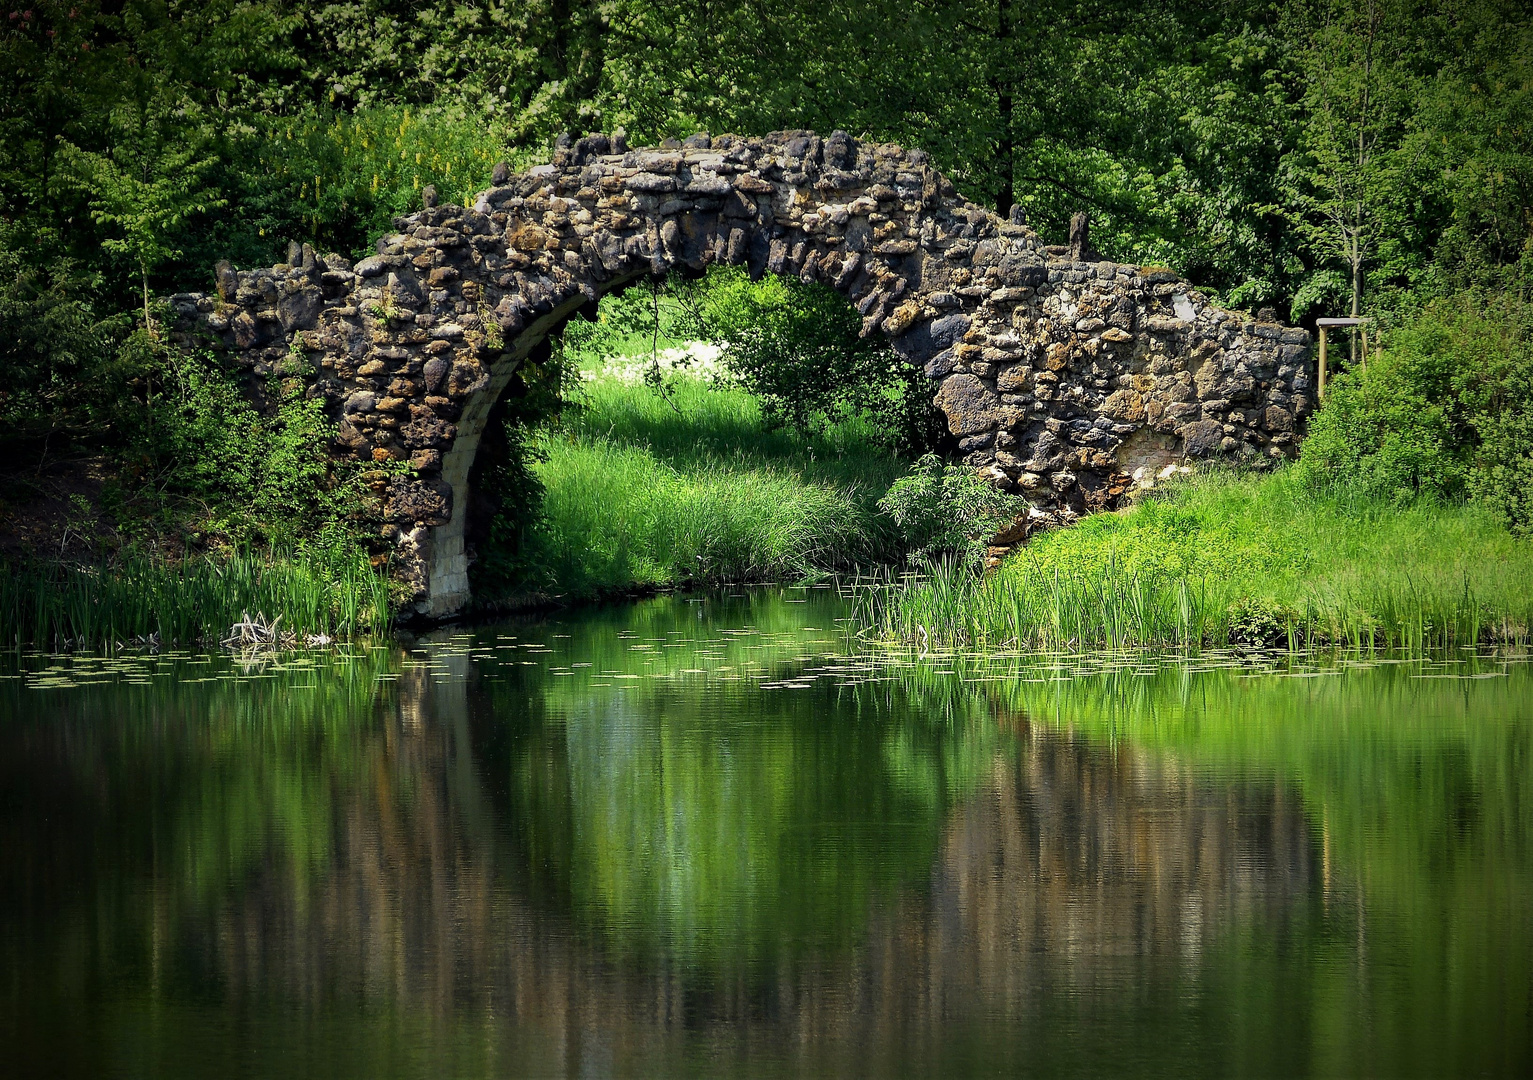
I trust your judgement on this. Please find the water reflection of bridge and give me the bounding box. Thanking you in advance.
[192,667,1320,1073]
[2,660,1322,1076]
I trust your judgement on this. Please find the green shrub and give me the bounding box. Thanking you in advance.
[702,270,929,443]
[878,453,1028,566]
[1299,294,1533,529]
[1226,596,1297,647]
[1297,358,1464,503]
[121,347,383,551]
[1470,355,1533,531]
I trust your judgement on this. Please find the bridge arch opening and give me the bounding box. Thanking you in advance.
[454,260,933,615]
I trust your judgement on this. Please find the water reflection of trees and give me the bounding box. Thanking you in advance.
[230,686,1325,1077]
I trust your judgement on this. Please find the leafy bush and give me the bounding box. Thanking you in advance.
[702,270,942,452]
[878,453,1028,566]
[1226,596,1297,647]
[1299,294,1533,530]
[123,346,384,553]
[1296,342,1465,503]
[1470,356,1533,531]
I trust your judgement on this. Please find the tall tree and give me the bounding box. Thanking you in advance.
[1281,0,1426,330]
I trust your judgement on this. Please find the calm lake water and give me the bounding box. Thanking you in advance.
[3,587,1531,1078]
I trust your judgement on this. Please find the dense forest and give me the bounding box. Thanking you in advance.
[6,1,1529,318]
[2,0,1531,633]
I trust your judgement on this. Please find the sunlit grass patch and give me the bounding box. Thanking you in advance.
[522,372,906,599]
[860,468,1533,651]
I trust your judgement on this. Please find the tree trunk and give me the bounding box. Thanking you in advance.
[1350,235,1362,364]
[993,0,1015,219]
[141,258,154,339]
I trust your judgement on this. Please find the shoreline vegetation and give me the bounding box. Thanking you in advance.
[858,469,1533,651]
[7,297,1533,654]
[0,549,389,651]
[4,465,1532,654]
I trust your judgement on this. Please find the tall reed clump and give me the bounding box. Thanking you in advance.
[0,549,391,650]
[859,468,1533,650]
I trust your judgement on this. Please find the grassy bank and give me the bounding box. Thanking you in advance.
[0,549,391,650]
[518,366,907,600]
[861,468,1533,650]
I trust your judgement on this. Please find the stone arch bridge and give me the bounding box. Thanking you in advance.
[172,130,1313,618]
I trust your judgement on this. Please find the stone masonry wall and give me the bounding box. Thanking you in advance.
[170,130,1314,617]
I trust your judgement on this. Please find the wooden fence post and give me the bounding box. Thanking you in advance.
[1318,326,1328,401]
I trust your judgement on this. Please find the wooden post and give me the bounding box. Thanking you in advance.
[1360,325,1369,371]
[1316,317,1364,402]
[1318,326,1328,401]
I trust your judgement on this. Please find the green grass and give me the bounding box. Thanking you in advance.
[0,548,391,650]
[522,371,907,599]
[861,467,1533,650]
